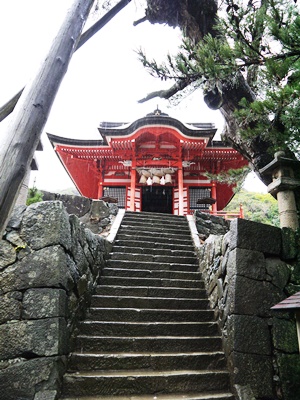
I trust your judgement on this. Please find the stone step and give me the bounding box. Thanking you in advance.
[123,211,187,222]
[99,276,202,289]
[78,320,219,336]
[105,260,199,273]
[121,219,190,232]
[87,308,214,322]
[75,336,222,353]
[116,234,193,246]
[91,295,209,310]
[112,245,196,258]
[117,227,191,240]
[62,370,231,397]
[68,351,226,372]
[62,392,235,400]
[114,239,195,252]
[122,212,188,222]
[119,223,190,235]
[95,285,206,299]
[108,252,197,265]
[102,268,200,281]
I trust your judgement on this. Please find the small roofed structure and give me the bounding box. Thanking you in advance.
[271,291,300,353]
[47,109,248,215]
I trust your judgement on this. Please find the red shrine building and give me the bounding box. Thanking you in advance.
[47,109,248,215]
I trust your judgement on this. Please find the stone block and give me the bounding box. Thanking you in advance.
[20,201,71,251]
[0,245,73,294]
[0,318,68,360]
[69,214,87,248]
[0,356,65,400]
[281,227,299,260]
[0,240,16,271]
[22,288,67,319]
[227,275,284,317]
[226,247,266,280]
[34,390,58,400]
[0,292,21,324]
[230,351,273,398]
[227,314,271,355]
[277,354,300,400]
[57,193,91,217]
[5,230,27,249]
[229,218,282,255]
[272,317,298,353]
[265,257,290,289]
[90,200,110,219]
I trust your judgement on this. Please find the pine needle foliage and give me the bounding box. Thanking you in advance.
[137,0,300,155]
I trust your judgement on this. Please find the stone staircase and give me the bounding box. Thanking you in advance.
[61,211,234,400]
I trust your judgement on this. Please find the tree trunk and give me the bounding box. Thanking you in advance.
[0,0,95,237]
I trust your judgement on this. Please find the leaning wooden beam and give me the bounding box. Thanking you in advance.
[0,0,132,123]
[0,0,95,236]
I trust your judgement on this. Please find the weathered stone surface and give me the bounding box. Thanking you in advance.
[42,191,91,218]
[0,318,68,360]
[277,354,300,400]
[0,200,111,398]
[34,390,58,400]
[227,248,266,280]
[272,317,298,353]
[22,289,67,319]
[0,356,65,400]
[227,314,271,355]
[58,194,91,217]
[20,201,71,251]
[5,230,27,248]
[265,257,290,289]
[227,275,284,317]
[0,239,16,270]
[6,205,27,230]
[229,218,282,255]
[69,214,87,249]
[281,227,299,260]
[230,352,274,398]
[0,246,73,294]
[108,203,119,216]
[0,292,21,324]
[90,200,110,220]
[234,384,256,400]
[195,211,230,240]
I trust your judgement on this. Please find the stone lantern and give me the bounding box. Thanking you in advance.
[260,151,300,230]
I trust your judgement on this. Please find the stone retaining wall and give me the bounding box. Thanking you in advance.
[0,201,112,400]
[195,213,300,400]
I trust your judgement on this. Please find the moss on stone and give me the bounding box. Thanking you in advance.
[277,354,300,400]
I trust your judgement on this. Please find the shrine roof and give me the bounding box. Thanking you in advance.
[98,112,217,143]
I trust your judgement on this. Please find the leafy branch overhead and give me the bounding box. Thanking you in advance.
[138,0,300,156]
[204,166,250,192]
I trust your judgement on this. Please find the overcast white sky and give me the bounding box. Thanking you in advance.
[0,0,267,193]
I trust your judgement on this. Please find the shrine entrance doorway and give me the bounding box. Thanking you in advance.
[141,186,173,214]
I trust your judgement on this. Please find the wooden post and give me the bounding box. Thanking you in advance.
[178,164,184,216]
[296,311,300,354]
[211,182,217,214]
[0,0,95,237]
[130,160,136,211]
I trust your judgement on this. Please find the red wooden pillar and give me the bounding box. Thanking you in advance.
[178,162,184,216]
[129,159,136,211]
[211,182,217,214]
[97,167,104,199]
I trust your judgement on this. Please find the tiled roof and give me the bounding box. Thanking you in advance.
[271,291,300,310]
